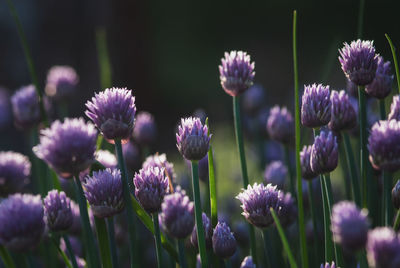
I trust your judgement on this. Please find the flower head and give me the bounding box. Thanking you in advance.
[134,166,169,213]
[331,201,369,253]
[33,118,97,178]
[392,180,400,210]
[219,51,255,96]
[329,90,357,131]
[278,192,297,227]
[44,190,73,232]
[143,153,175,182]
[160,190,194,239]
[0,151,31,196]
[243,84,265,115]
[301,84,331,128]
[320,262,336,268]
[300,145,318,180]
[339,40,379,86]
[236,183,281,228]
[84,168,124,218]
[388,95,400,121]
[133,111,157,145]
[176,117,211,161]
[95,150,117,169]
[365,56,393,99]
[0,194,45,251]
[191,212,213,249]
[240,256,256,268]
[367,227,400,268]
[267,106,294,144]
[85,87,136,143]
[311,130,338,174]
[368,120,400,172]
[45,66,79,101]
[263,160,288,189]
[11,85,41,129]
[212,221,237,259]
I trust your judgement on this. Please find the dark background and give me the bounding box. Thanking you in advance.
[0,0,398,152]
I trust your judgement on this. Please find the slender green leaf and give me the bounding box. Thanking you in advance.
[94,218,112,268]
[385,34,400,94]
[0,245,16,268]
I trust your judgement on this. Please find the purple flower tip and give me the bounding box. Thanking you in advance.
[85,87,136,143]
[236,183,281,228]
[45,65,79,101]
[134,166,169,213]
[133,111,157,145]
[219,51,255,96]
[33,118,97,178]
[0,194,45,251]
[365,56,393,99]
[388,95,400,121]
[267,105,294,144]
[44,190,73,232]
[240,256,256,268]
[191,212,213,249]
[263,160,288,189]
[160,190,194,239]
[368,120,400,172]
[84,168,124,218]
[367,227,400,268]
[329,90,357,131]
[311,130,338,174]
[95,150,117,169]
[0,151,31,196]
[320,262,336,268]
[300,145,318,180]
[176,117,211,161]
[11,85,41,129]
[339,40,379,86]
[331,201,369,253]
[212,221,237,259]
[301,84,331,128]
[143,153,175,183]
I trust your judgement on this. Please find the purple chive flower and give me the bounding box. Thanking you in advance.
[329,90,357,131]
[122,141,141,172]
[0,87,12,129]
[159,190,194,239]
[339,40,379,86]
[310,130,338,174]
[95,150,117,169]
[133,166,169,213]
[236,183,281,228]
[133,111,157,145]
[219,51,255,97]
[331,201,369,253]
[45,66,79,101]
[212,221,237,259]
[365,56,393,99]
[301,84,331,128]
[143,153,175,182]
[176,117,211,161]
[68,201,82,235]
[388,95,400,121]
[11,85,41,129]
[263,160,288,189]
[240,256,256,268]
[320,262,336,268]
[278,192,297,227]
[267,106,294,144]
[300,145,318,180]
[0,151,31,196]
[368,120,400,172]
[85,87,136,143]
[243,84,265,115]
[367,227,400,268]
[392,180,400,210]
[33,118,97,178]
[44,190,73,232]
[191,212,213,249]
[84,168,124,218]
[0,194,45,251]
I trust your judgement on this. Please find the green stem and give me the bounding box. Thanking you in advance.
[178,239,188,268]
[4,0,48,127]
[270,208,298,268]
[152,213,163,268]
[114,139,138,268]
[208,145,218,228]
[358,87,368,208]
[232,95,258,263]
[261,229,273,268]
[95,28,113,89]
[73,176,99,268]
[284,145,295,198]
[94,217,112,268]
[394,210,400,231]
[385,34,400,94]
[342,133,361,206]
[63,235,79,268]
[107,218,119,268]
[0,245,16,268]
[320,175,333,262]
[307,181,321,263]
[51,235,72,268]
[191,161,208,268]
[357,0,365,38]
[293,10,308,268]
[204,181,211,215]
